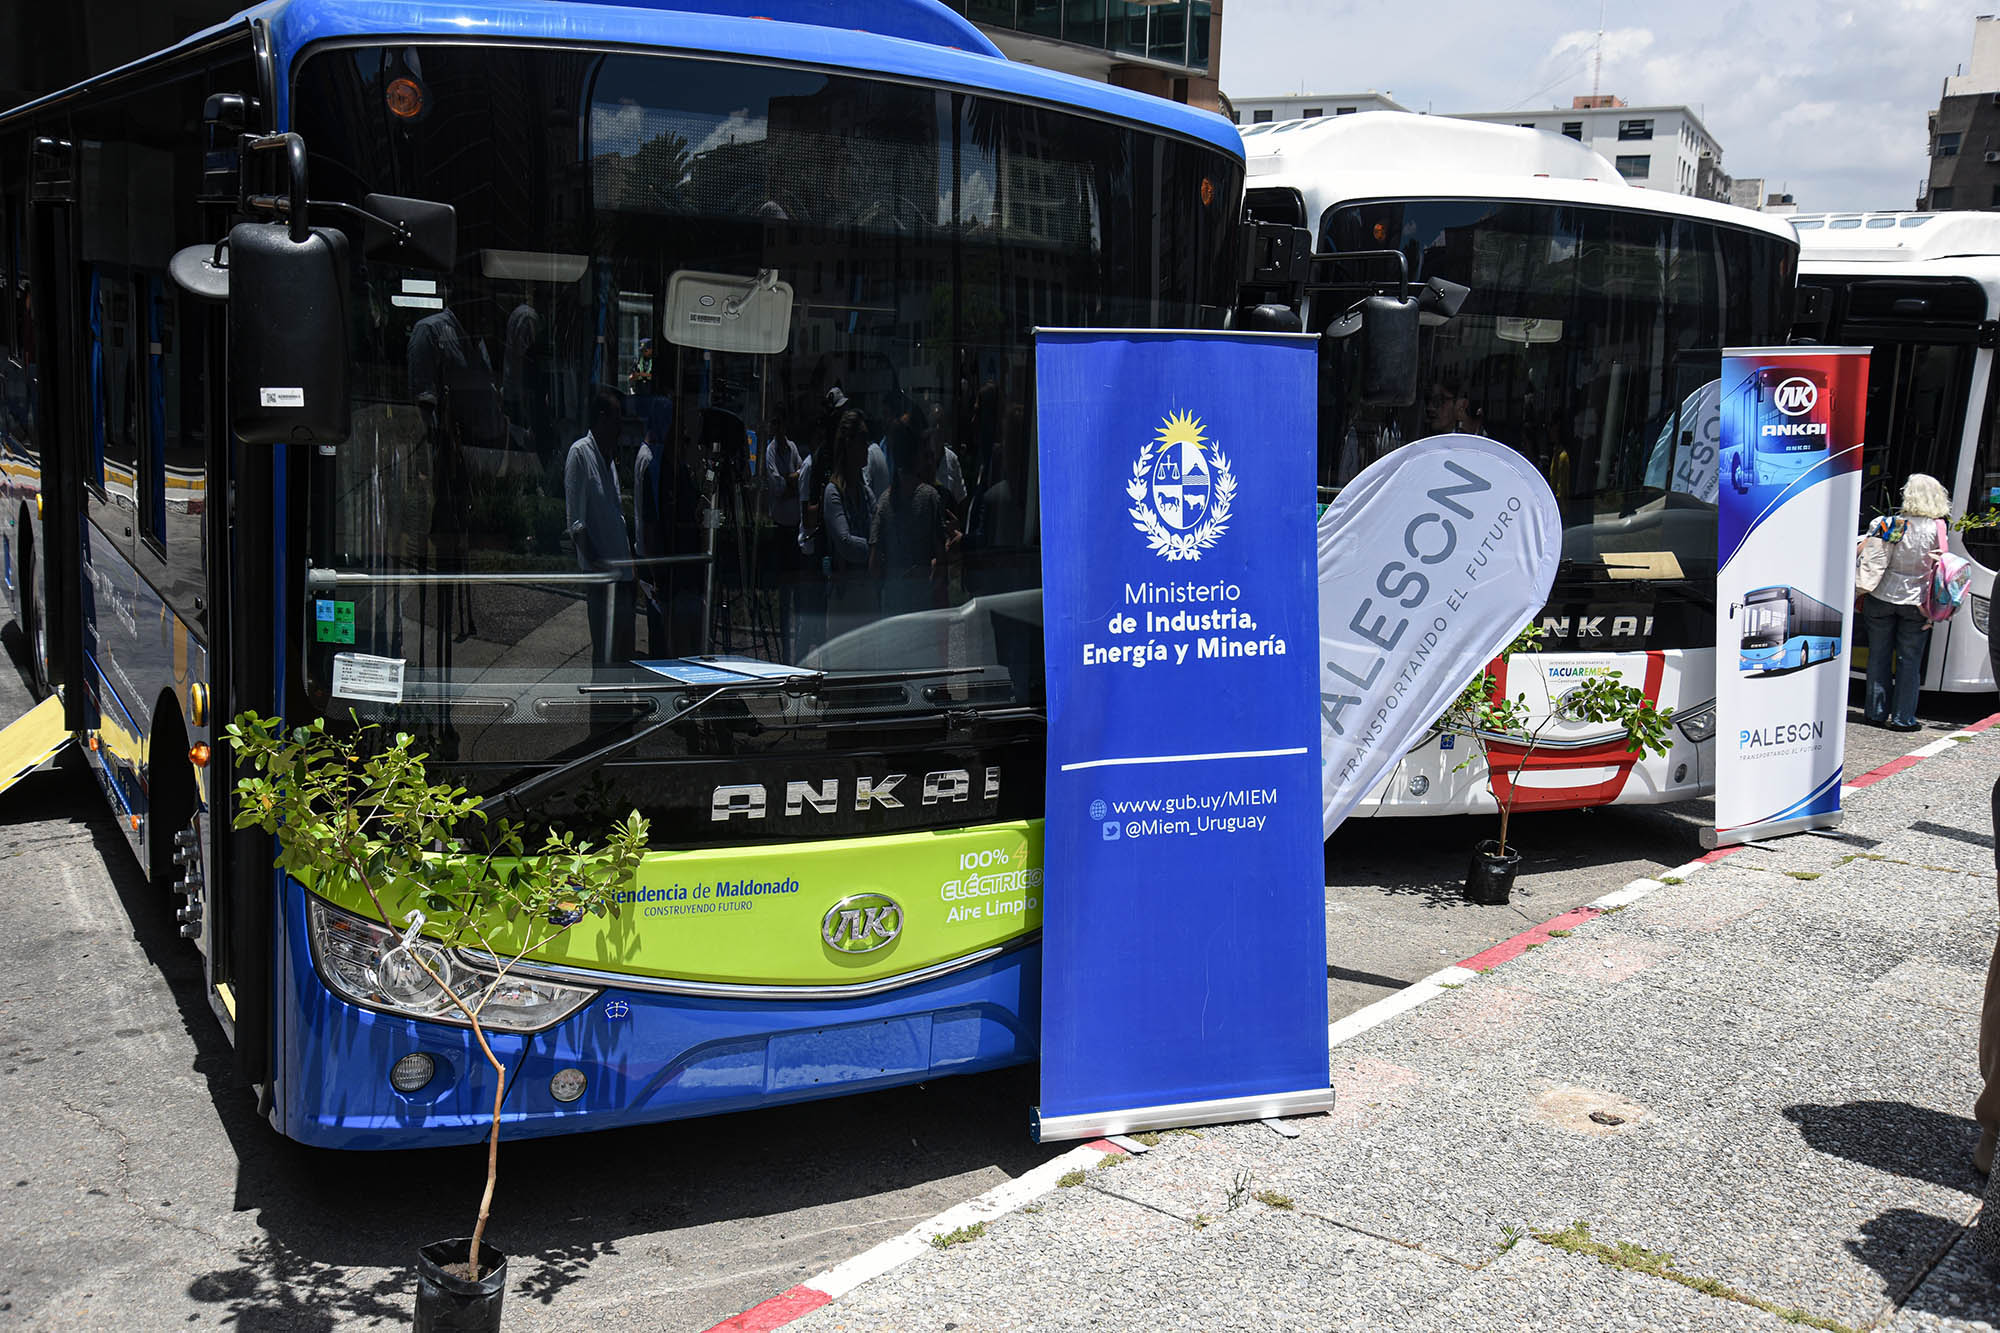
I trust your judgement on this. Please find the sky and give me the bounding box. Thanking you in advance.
[1221,1,1981,214]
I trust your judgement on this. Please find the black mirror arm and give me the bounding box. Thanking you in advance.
[240,132,311,242]
[308,199,414,251]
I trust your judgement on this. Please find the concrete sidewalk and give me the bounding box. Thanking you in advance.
[785,728,2000,1333]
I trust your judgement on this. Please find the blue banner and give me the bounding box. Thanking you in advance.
[1709,346,1870,848]
[1033,330,1331,1141]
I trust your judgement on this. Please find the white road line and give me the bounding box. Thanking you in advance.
[803,1141,1114,1300]
[1590,877,1666,911]
[1327,965,1475,1048]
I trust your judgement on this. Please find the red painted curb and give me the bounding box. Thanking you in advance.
[1458,904,1603,972]
[702,1286,832,1333]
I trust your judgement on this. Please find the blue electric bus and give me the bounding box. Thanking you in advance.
[1737,584,1844,675]
[0,0,1247,1146]
[1725,365,1831,494]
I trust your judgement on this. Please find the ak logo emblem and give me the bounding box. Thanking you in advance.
[1128,410,1235,562]
[821,893,903,954]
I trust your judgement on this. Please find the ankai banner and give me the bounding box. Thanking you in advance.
[1034,329,1331,1142]
[1316,435,1562,835]
[1708,346,1870,848]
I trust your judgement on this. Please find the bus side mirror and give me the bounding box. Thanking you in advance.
[1349,294,1419,408]
[228,221,352,446]
[362,193,456,271]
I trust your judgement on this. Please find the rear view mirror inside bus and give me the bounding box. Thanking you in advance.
[227,221,353,446]
[665,269,795,355]
[361,193,457,272]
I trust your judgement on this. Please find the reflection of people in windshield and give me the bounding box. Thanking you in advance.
[408,290,498,644]
[871,419,951,616]
[821,409,876,641]
[502,292,552,461]
[628,337,656,396]
[565,388,634,666]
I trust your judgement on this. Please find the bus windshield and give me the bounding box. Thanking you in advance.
[1319,198,1795,651]
[1740,597,1786,650]
[290,45,1241,776]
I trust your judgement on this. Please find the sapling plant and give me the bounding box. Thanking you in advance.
[228,711,649,1280]
[1436,625,1675,857]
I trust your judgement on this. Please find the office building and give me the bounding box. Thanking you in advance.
[943,1,1224,109]
[1918,14,2000,210]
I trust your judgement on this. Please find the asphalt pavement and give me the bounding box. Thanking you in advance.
[0,627,1994,1330]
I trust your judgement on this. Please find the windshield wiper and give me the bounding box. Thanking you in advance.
[478,677,798,819]
[476,665,984,818]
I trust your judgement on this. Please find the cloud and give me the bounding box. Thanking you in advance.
[1223,1,1972,211]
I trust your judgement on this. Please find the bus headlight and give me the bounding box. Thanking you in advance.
[1674,702,1716,745]
[306,896,597,1032]
[1973,593,1990,637]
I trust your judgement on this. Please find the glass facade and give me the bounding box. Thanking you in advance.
[946,0,1213,72]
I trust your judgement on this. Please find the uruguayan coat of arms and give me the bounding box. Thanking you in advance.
[1127,410,1235,562]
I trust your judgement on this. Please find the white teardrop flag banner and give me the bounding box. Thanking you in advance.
[1319,434,1563,837]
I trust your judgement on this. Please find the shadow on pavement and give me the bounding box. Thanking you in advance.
[0,627,1056,1327]
[1784,1100,1984,1197]
[1845,1206,1987,1310]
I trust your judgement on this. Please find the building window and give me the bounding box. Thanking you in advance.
[1336,107,1356,115]
[1229,110,1240,124]
[1562,121,1583,140]
[1303,107,1323,118]
[1614,154,1651,180]
[1933,186,1956,208]
[1618,118,1654,140]
[1252,109,1273,124]
[1938,131,1962,157]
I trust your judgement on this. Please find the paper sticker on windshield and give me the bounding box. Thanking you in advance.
[635,658,759,686]
[259,387,305,408]
[332,652,405,703]
[691,656,813,681]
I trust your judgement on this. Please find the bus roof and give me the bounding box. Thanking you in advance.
[1791,211,2000,263]
[1243,111,1795,245]
[4,0,1241,160]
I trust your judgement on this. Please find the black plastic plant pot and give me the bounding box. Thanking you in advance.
[1465,840,1522,905]
[413,1238,507,1332]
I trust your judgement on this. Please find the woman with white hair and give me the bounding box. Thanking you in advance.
[1860,472,1954,731]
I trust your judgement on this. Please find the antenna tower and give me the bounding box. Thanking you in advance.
[1592,1,1605,98]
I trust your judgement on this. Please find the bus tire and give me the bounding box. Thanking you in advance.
[18,521,47,698]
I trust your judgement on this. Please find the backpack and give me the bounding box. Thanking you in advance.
[1921,518,1973,622]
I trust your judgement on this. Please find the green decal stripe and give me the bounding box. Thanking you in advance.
[306,820,1046,987]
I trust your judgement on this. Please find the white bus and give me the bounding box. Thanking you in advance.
[1241,113,1799,817]
[1792,210,2000,694]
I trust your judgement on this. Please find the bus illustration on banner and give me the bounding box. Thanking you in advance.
[1735,585,1844,676]
[1726,366,1832,494]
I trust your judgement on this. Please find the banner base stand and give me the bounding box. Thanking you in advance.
[1702,811,1843,851]
[1032,1086,1335,1144]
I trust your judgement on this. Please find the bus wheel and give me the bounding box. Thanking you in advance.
[18,526,47,698]
[149,706,205,951]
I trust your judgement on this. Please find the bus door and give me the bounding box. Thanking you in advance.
[1800,274,1991,691]
[26,136,89,734]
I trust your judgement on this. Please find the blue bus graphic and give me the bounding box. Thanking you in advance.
[1737,585,1844,675]
[1726,366,1831,494]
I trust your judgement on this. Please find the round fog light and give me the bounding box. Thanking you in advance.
[390,1052,436,1093]
[1408,774,1430,797]
[550,1067,587,1104]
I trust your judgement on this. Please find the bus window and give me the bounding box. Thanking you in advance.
[1859,342,1972,520]
[1962,353,2000,569]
